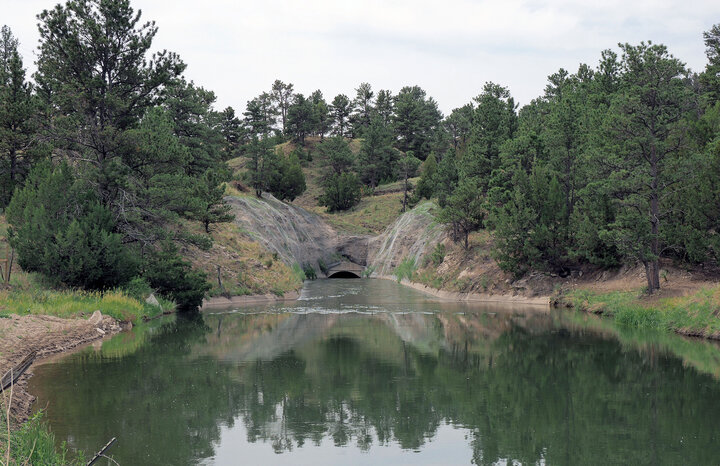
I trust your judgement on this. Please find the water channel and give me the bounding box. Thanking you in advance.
[29,279,720,465]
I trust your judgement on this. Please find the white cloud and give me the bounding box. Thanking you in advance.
[1,0,718,114]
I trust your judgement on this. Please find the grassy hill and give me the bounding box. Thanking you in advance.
[229,136,418,235]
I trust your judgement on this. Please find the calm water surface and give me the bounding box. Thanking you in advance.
[29,279,720,465]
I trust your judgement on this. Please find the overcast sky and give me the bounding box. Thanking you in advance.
[2,0,719,115]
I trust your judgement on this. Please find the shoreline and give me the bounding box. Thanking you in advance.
[201,290,300,309]
[0,312,122,422]
[376,275,551,307]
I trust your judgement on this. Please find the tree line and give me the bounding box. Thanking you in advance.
[0,1,237,308]
[228,26,720,294]
[2,0,719,299]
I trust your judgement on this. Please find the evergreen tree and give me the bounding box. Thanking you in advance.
[374,89,394,126]
[217,106,243,159]
[190,169,234,233]
[330,94,352,137]
[393,85,442,160]
[320,172,362,212]
[413,152,437,201]
[311,90,331,139]
[398,153,421,212]
[459,82,517,190]
[286,93,314,145]
[271,79,294,135]
[359,116,398,187]
[351,82,374,136]
[444,104,474,153]
[599,42,693,292]
[0,26,43,207]
[6,162,137,289]
[317,136,355,175]
[701,24,720,106]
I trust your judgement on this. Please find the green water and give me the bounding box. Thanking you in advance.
[29,280,720,465]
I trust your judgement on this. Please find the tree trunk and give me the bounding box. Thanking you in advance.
[648,143,661,293]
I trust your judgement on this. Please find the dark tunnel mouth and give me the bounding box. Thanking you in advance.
[327,271,362,279]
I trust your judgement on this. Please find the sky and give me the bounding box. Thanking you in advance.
[2,0,719,115]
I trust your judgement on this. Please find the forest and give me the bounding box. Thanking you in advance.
[1,0,720,306]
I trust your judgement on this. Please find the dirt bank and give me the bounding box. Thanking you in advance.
[381,276,551,306]
[0,313,122,422]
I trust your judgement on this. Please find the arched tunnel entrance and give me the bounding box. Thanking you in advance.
[328,270,361,279]
[325,260,365,279]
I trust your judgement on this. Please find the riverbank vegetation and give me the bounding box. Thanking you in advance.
[2,1,720,315]
[561,285,720,339]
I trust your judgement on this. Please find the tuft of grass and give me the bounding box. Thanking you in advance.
[1,407,84,465]
[394,257,417,283]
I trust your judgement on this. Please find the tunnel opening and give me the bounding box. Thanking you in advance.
[327,271,361,279]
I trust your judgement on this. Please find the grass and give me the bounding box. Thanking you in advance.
[181,220,303,298]
[0,286,162,323]
[394,257,417,283]
[564,285,720,337]
[1,396,83,465]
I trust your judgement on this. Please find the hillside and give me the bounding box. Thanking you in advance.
[229,137,418,235]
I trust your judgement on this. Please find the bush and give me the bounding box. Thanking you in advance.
[143,242,211,311]
[429,242,446,266]
[319,172,362,212]
[6,161,138,289]
[302,263,317,280]
[266,151,306,201]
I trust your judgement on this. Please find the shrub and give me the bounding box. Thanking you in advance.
[394,257,417,282]
[6,161,138,289]
[302,263,317,280]
[144,242,210,311]
[319,172,362,212]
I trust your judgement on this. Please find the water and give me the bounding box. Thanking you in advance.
[29,280,720,465]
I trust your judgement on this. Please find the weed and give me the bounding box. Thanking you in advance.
[394,257,417,283]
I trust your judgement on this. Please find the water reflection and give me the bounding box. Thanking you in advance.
[29,280,720,465]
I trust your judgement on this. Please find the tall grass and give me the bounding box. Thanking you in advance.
[394,257,417,283]
[0,288,162,324]
[1,386,83,465]
[566,286,720,336]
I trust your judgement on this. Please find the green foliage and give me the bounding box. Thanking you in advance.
[429,242,446,266]
[393,85,443,160]
[0,26,45,208]
[265,151,307,201]
[359,115,398,187]
[394,256,417,282]
[317,258,329,275]
[317,136,355,174]
[320,172,362,212]
[302,262,317,280]
[144,242,211,311]
[413,152,437,201]
[189,168,234,233]
[0,410,83,465]
[6,162,137,289]
[286,93,315,145]
[437,177,484,249]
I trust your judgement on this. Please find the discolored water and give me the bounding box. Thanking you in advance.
[29,280,720,465]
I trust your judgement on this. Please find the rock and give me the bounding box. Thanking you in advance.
[145,293,162,310]
[88,310,103,325]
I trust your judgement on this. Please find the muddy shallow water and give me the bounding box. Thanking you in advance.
[29,279,720,465]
